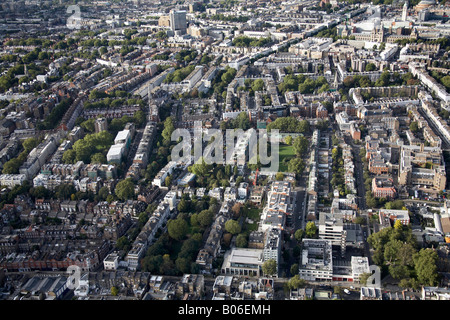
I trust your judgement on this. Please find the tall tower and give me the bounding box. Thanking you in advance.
[402,1,408,21]
[95,117,108,133]
[169,10,187,35]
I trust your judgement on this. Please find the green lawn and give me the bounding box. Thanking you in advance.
[279,144,296,172]
[243,207,262,233]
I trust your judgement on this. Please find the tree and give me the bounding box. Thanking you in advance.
[162,117,175,145]
[231,111,251,130]
[138,211,149,228]
[159,254,175,275]
[177,198,190,213]
[267,117,309,133]
[115,179,135,201]
[389,264,410,280]
[262,259,277,276]
[365,63,376,72]
[90,152,106,164]
[394,219,403,230]
[190,157,212,177]
[343,76,355,88]
[409,121,419,133]
[236,234,248,247]
[197,210,213,227]
[399,277,420,291]
[375,71,390,87]
[286,275,306,289]
[275,172,284,181]
[141,255,163,273]
[366,194,378,209]
[222,233,233,248]
[305,221,317,238]
[290,263,299,276]
[441,75,450,90]
[225,219,241,235]
[231,202,243,218]
[354,216,366,225]
[22,137,39,153]
[251,79,264,92]
[116,236,131,251]
[285,136,293,145]
[294,229,304,242]
[175,257,191,274]
[220,67,237,84]
[413,248,439,286]
[30,186,51,200]
[133,110,146,127]
[359,273,372,286]
[298,120,310,133]
[2,158,22,174]
[384,239,403,264]
[397,242,415,267]
[164,175,172,187]
[69,130,114,163]
[293,136,309,156]
[80,118,95,133]
[167,218,189,241]
[111,286,119,296]
[288,158,305,175]
[385,200,405,210]
[55,184,76,200]
[318,83,330,94]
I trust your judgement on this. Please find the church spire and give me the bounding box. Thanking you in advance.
[402,1,408,21]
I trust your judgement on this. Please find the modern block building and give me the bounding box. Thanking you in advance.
[106,143,125,164]
[221,248,264,277]
[169,10,187,35]
[261,181,293,231]
[299,239,333,281]
[263,228,282,277]
[103,252,120,271]
[94,117,108,133]
[126,242,146,271]
[318,212,347,257]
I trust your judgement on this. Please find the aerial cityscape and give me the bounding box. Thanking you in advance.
[0,0,449,303]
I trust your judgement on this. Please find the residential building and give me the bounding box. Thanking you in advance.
[372,176,397,199]
[103,252,120,271]
[379,209,410,226]
[299,239,333,281]
[94,117,108,133]
[169,10,187,35]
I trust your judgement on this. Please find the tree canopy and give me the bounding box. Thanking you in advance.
[225,219,241,235]
[262,259,277,276]
[63,130,113,164]
[305,221,318,238]
[114,178,135,201]
[367,225,439,286]
[267,117,310,134]
[167,218,189,241]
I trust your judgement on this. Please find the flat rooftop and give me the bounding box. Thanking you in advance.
[228,248,263,265]
[115,129,130,142]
